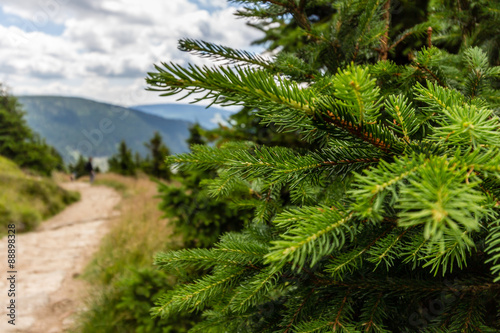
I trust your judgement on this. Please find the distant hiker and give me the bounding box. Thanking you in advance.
[85,157,95,184]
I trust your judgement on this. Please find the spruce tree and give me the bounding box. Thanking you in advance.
[108,140,137,176]
[157,124,253,248]
[0,84,64,175]
[146,1,500,331]
[144,131,172,180]
[187,123,207,147]
[68,155,88,179]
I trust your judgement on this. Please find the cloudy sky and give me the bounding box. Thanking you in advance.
[0,0,264,107]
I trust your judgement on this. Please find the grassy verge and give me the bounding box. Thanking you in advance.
[93,174,129,195]
[0,156,80,235]
[72,172,197,333]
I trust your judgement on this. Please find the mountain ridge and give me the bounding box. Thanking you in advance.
[17,96,192,167]
[131,103,234,129]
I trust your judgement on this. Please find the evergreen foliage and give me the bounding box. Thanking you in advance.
[142,132,172,180]
[77,267,197,333]
[108,140,137,176]
[68,155,89,179]
[0,85,64,176]
[147,1,500,331]
[186,123,207,147]
[430,0,500,65]
[157,125,253,248]
[108,132,171,179]
[0,155,79,233]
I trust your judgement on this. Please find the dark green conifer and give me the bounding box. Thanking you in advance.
[0,84,64,175]
[143,131,171,180]
[108,140,137,176]
[147,1,500,331]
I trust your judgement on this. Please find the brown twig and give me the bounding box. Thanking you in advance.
[332,290,352,330]
[379,0,392,61]
[427,26,433,48]
[322,158,380,166]
[414,62,447,87]
[283,288,315,333]
[388,31,413,51]
[321,111,393,152]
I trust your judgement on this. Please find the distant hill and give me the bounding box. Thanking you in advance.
[17,96,191,167]
[131,103,234,129]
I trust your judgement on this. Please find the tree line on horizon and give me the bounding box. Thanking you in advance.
[69,130,174,181]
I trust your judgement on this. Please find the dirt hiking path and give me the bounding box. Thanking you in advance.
[0,182,121,333]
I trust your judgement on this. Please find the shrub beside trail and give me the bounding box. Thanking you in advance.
[0,155,80,234]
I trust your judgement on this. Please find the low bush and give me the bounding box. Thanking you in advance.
[0,155,79,234]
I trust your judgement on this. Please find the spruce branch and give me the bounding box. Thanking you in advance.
[146,62,315,111]
[294,317,359,333]
[155,248,246,271]
[146,4,500,327]
[332,64,383,124]
[350,153,430,221]
[202,170,249,198]
[178,38,272,68]
[406,47,449,87]
[315,100,403,153]
[366,227,409,270]
[485,220,500,282]
[445,296,490,333]
[458,148,500,174]
[420,232,473,276]
[414,80,465,118]
[154,234,268,272]
[266,206,355,269]
[148,61,412,153]
[152,267,248,318]
[401,232,428,269]
[283,288,316,333]
[358,292,388,332]
[430,103,500,149]
[388,22,435,52]
[169,144,382,191]
[384,94,420,143]
[462,46,500,101]
[229,265,283,313]
[355,0,387,55]
[327,225,396,279]
[330,291,357,333]
[397,156,486,245]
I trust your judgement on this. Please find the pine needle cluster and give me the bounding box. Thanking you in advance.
[146,1,500,331]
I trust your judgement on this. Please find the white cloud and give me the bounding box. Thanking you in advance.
[196,0,228,9]
[210,112,230,127]
[0,0,264,106]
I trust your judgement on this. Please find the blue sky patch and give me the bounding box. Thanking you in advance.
[0,5,65,36]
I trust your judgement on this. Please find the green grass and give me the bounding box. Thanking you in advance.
[0,156,24,176]
[93,177,128,195]
[71,173,197,333]
[0,155,80,235]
